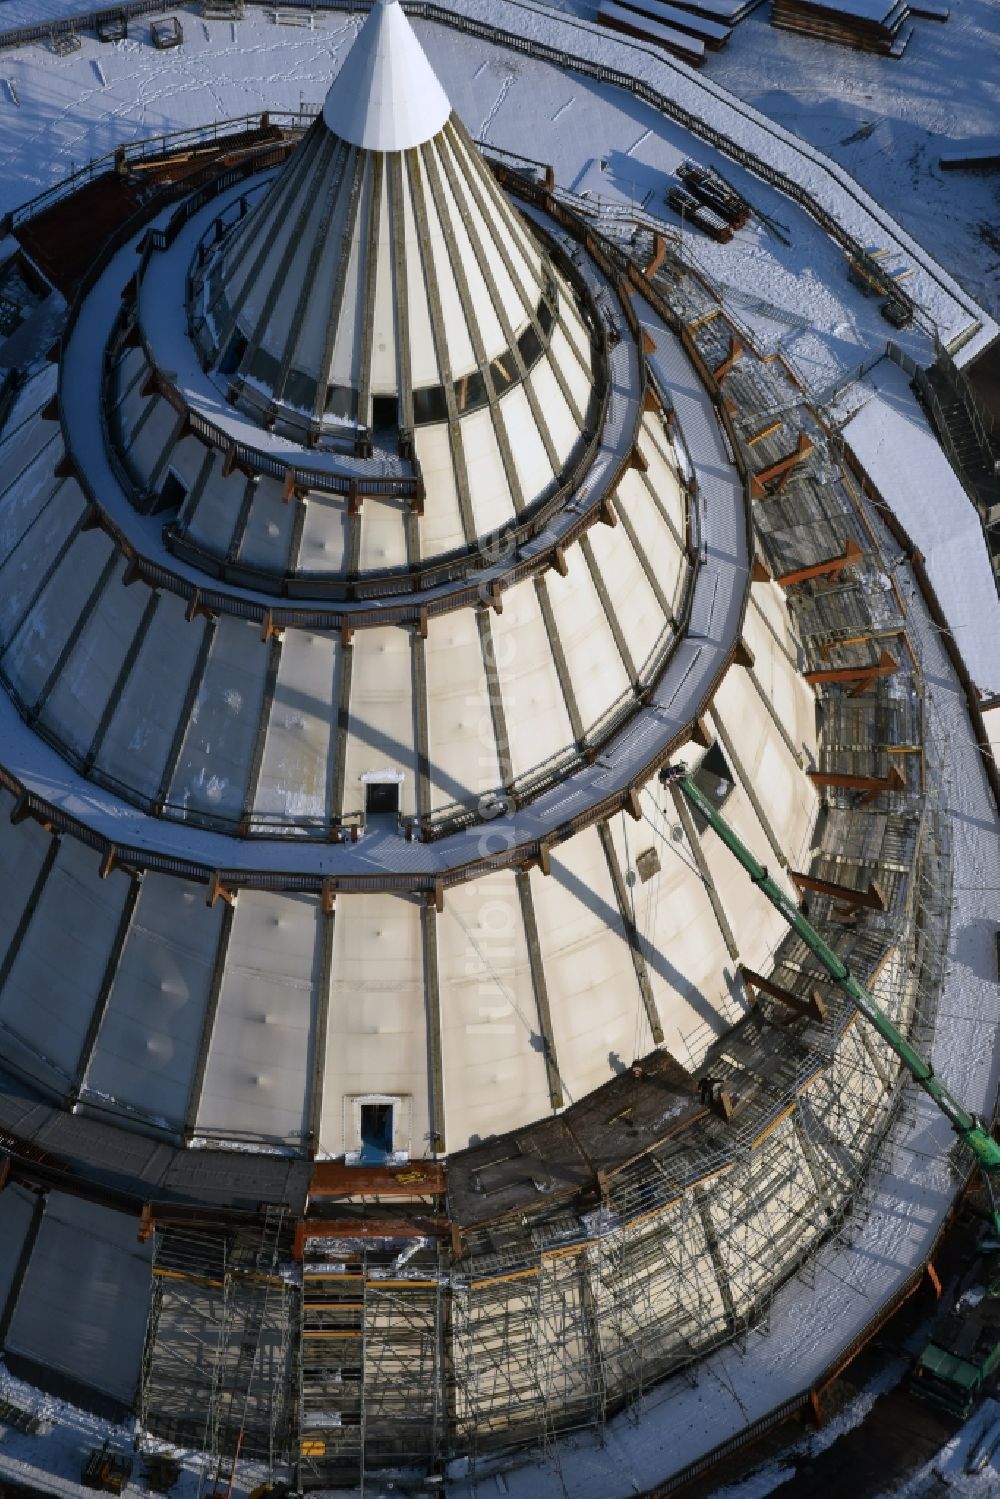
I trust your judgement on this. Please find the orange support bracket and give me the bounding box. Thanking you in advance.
[740,964,827,1022]
[750,432,813,498]
[808,765,906,805]
[804,649,897,697]
[791,870,885,913]
[776,537,863,590]
[712,336,743,385]
[645,232,667,280]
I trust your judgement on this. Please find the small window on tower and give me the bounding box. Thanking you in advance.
[691,741,735,828]
[372,394,399,431]
[153,469,188,518]
[359,1103,393,1164]
[218,330,247,375]
[365,780,400,818]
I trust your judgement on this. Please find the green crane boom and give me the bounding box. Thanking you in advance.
[667,767,1000,1228]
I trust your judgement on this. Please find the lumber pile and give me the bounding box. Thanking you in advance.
[771,0,915,54]
[598,0,764,57]
[598,2,706,63]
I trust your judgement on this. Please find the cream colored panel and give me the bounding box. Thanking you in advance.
[186,464,241,558]
[438,872,552,1145]
[98,593,205,803]
[498,384,553,504]
[330,174,367,390]
[319,894,430,1158]
[424,606,500,812]
[3,530,113,711]
[530,826,644,1099]
[160,434,206,494]
[344,626,416,818]
[197,891,321,1143]
[549,325,591,417]
[743,592,817,766]
[371,164,398,395]
[253,630,337,830]
[0,478,85,644]
[460,405,515,536]
[115,380,154,450]
[493,580,574,779]
[169,615,268,824]
[452,134,527,340]
[299,492,349,574]
[527,358,579,464]
[413,424,465,557]
[587,516,664,674]
[639,418,686,535]
[607,799,737,1069]
[85,877,222,1129]
[126,397,178,482]
[39,559,148,760]
[0,409,59,502]
[693,775,796,988]
[236,476,295,574]
[712,628,817,869]
[557,286,594,373]
[358,498,409,571]
[618,468,686,614]
[0,805,51,963]
[545,547,630,732]
[0,840,129,1089]
[419,158,476,378]
[112,345,145,405]
[434,142,506,361]
[400,166,439,392]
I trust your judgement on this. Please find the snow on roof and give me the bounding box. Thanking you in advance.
[321,0,452,151]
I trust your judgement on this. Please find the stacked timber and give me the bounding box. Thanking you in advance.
[598,0,765,55]
[676,161,751,227]
[598,2,706,62]
[667,185,734,242]
[770,0,915,54]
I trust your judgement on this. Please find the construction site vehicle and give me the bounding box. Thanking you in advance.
[95,8,127,42]
[663,764,1000,1413]
[151,16,184,48]
[677,161,751,227]
[914,1259,1000,1417]
[667,185,734,243]
[81,1444,132,1494]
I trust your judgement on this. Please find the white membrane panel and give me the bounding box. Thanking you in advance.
[493,579,575,779]
[84,877,223,1130]
[529,825,645,1101]
[344,626,417,818]
[169,614,269,824]
[6,1195,151,1404]
[0,839,130,1090]
[97,592,206,804]
[253,629,338,829]
[197,891,322,1143]
[424,606,500,811]
[319,893,430,1157]
[437,871,552,1144]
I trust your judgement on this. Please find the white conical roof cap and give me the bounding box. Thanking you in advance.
[322,0,452,151]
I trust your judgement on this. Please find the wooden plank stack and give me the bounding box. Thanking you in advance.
[598,0,765,60]
[771,0,916,54]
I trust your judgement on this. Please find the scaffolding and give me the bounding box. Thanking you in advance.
[139,1207,296,1491]
[297,1236,447,1491]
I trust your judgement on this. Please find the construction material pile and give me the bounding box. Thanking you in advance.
[770,0,916,55]
[598,0,763,62]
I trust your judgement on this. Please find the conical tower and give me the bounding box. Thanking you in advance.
[190,0,595,549]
